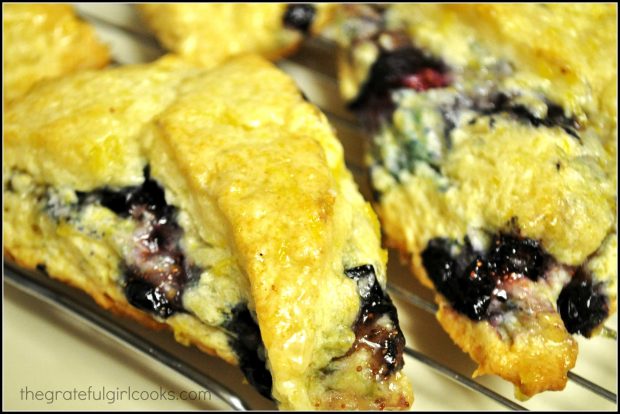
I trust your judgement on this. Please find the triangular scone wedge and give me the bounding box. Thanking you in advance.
[3,4,110,103]
[3,55,413,410]
[326,4,617,398]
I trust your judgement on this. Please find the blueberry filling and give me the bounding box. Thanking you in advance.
[223,304,273,399]
[479,93,581,140]
[349,45,450,123]
[343,265,405,378]
[79,169,274,396]
[422,238,494,320]
[348,36,579,142]
[489,233,550,282]
[422,233,551,321]
[78,167,194,319]
[77,167,172,219]
[557,268,609,337]
[283,4,316,33]
[423,232,610,336]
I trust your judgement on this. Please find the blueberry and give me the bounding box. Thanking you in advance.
[150,219,182,252]
[422,238,495,320]
[97,188,133,216]
[457,257,494,320]
[421,238,459,295]
[349,46,449,122]
[80,166,171,219]
[558,269,609,337]
[480,93,580,140]
[283,4,315,33]
[345,264,377,301]
[223,305,273,400]
[345,265,405,377]
[490,234,549,281]
[124,276,177,319]
[126,173,170,218]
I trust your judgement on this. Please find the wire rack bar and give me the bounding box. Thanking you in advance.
[388,283,438,314]
[4,264,250,411]
[403,348,527,411]
[567,372,617,404]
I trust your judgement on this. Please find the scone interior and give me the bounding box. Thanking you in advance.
[3,55,412,410]
[2,3,110,102]
[328,4,617,398]
[138,4,335,68]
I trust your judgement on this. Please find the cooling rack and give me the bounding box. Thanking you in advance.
[4,4,617,411]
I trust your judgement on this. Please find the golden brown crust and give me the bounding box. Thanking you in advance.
[3,4,110,103]
[438,4,617,123]
[436,296,577,397]
[138,4,334,68]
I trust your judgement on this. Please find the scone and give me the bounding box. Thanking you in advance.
[2,3,110,102]
[3,54,413,410]
[138,4,334,68]
[328,4,617,398]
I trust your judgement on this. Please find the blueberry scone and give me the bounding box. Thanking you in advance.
[138,4,334,68]
[3,54,413,410]
[3,3,110,103]
[328,4,617,398]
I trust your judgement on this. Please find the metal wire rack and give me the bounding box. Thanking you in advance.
[4,4,617,411]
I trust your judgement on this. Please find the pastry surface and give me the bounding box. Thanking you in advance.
[3,3,110,103]
[329,4,617,398]
[3,54,412,410]
[138,4,334,68]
